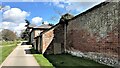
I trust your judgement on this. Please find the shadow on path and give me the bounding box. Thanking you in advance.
[21,42,29,45]
[25,49,40,54]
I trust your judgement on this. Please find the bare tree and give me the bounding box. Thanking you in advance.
[50,16,58,21]
[53,7,63,16]
[49,6,72,23]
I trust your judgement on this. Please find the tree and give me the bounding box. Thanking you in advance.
[25,19,30,27]
[1,29,17,41]
[21,30,29,40]
[21,19,30,40]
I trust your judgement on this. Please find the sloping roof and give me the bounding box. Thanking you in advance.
[29,24,36,27]
[34,24,52,29]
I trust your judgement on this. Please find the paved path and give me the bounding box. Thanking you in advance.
[0,41,40,68]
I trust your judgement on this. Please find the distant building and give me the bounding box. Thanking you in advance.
[29,22,52,49]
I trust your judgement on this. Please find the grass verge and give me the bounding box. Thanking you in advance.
[33,54,53,68]
[44,54,114,68]
[30,49,53,68]
[0,41,20,64]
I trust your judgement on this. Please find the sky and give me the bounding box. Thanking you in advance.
[0,0,105,36]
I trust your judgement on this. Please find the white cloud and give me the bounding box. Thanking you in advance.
[1,6,30,36]
[32,17,43,24]
[0,22,15,29]
[44,21,49,25]
[57,4,65,8]
[2,22,11,25]
[14,23,27,36]
[65,2,98,13]
[52,2,65,8]
[50,0,106,13]
[0,22,27,36]
[14,23,27,31]
[3,0,115,2]
[22,0,34,2]
[50,0,106,2]
[2,6,11,11]
[3,8,30,23]
[0,29,3,32]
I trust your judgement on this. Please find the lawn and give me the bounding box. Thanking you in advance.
[44,54,114,68]
[0,41,20,64]
[34,54,53,68]
[30,49,53,68]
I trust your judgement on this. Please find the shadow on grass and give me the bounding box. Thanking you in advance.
[44,53,114,68]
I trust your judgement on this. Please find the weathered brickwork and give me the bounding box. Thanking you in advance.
[42,28,54,54]
[66,2,119,66]
[34,23,64,54]
[45,24,65,54]
[67,2,119,55]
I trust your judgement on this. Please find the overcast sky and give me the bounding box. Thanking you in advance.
[0,0,105,36]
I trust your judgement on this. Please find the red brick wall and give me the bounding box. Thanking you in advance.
[42,29,54,54]
[66,2,119,57]
[44,24,65,54]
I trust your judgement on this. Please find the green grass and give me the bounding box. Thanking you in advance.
[30,48,53,68]
[0,41,20,64]
[44,54,114,68]
[33,54,54,68]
